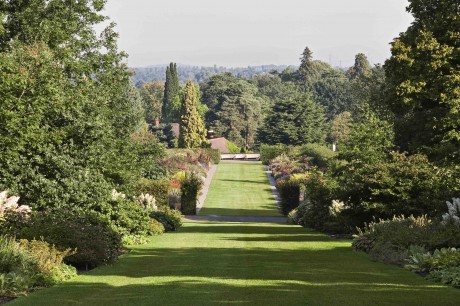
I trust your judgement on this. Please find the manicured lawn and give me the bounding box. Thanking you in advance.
[199,161,279,216]
[10,221,460,306]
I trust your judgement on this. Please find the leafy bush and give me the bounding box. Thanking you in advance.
[260,144,289,165]
[150,207,183,232]
[18,239,76,286]
[300,144,336,168]
[353,215,460,264]
[0,235,76,296]
[180,173,203,215]
[336,152,457,220]
[135,179,170,207]
[109,197,151,237]
[2,209,122,269]
[198,148,221,164]
[121,235,149,246]
[276,177,301,215]
[405,246,460,287]
[149,219,165,235]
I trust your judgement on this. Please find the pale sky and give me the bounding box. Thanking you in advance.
[103,0,414,68]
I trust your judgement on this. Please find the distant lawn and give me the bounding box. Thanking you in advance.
[199,161,279,216]
[11,222,460,306]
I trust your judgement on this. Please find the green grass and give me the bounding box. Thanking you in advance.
[10,222,460,306]
[199,161,279,216]
[9,162,460,305]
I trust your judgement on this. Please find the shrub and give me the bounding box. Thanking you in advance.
[121,235,149,246]
[150,207,183,232]
[0,235,76,296]
[260,144,289,165]
[352,215,460,264]
[300,144,336,168]
[276,177,301,215]
[197,148,221,164]
[3,209,122,269]
[149,219,165,235]
[18,239,76,286]
[109,197,151,237]
[405,246,460,287]
[135,179,170,207]
[336,152,457,220]
[180,173,203,215]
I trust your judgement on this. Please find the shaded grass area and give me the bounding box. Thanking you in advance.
[200,161,279,216]
[11,222,460,306]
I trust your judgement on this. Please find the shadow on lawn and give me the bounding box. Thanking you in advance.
[198,207,279,216]
[217,179,269,185]
[11,225,460,305]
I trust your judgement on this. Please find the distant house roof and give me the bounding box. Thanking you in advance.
[210,137,229,153]
[170,123,180,138]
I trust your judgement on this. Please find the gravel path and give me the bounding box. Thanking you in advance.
[195,164,218,214]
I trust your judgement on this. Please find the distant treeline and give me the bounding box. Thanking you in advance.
[131,64,292,86]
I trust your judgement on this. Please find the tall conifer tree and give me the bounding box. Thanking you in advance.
[178,81,208,148]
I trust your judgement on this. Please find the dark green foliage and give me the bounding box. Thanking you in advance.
[162,63,180,122]
[353,216,460,265]
[2,209,122,269]
[139,81,164,124]
[180,173,203,215]
[109,198,151,237]
[150,123,178,148]
[257,83,327,146]
[276,178,301,215]
[384,0,460,162]
[135,179,170,207]
[336,152,457,220]
[201,73,264,149]
[300,144,335,168]
[312,70,354,120]
[347,53,372,80]
[260,144,289,165]
[296,173,344,233]
[150,207,183,232]
[338,114,395,164]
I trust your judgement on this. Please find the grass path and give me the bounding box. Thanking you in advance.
[199,161,279,217]
[10,162,460,305]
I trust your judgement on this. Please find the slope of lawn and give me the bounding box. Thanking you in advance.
[199,161,279,216]
[11,221,460,306]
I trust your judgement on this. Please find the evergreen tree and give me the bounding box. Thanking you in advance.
[178,81,208,148]
[257,83,327,145]
[162,62,180,122]
[347,53,372,80]
[201,73,263,149]
[299,46,314,84]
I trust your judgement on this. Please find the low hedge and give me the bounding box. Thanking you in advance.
[135,178,170,207]
[276,177,301,215]
[180,173,203,215]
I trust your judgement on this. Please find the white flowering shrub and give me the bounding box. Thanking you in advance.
[442,198,460,224]
[329,200,345,217]
[135,193,157,211]
[111,189,126,200]
[0,190,31,218]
